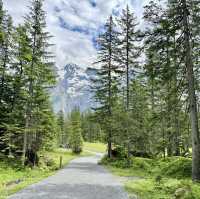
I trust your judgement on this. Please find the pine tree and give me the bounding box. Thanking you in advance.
[181,0,200,182]
[143,0,169,157]
[167,0,200,181]
[143,0,185,157]
[111,78,150,158]
[143,0,200,181]
[0,14,13,113]
[91,16,120,158]
[21,0,55,166]
[57,110,65,146]
[117,5,141,159]
[0,6,15,156]
[81,111,102,142]
[69,108,83,154]
[0,0,58,164]
[2,25,30,158]
[117,5,140,110]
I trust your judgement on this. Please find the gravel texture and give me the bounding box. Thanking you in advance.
[8,154,129,199]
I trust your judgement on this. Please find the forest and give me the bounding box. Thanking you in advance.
[0,0,200,198]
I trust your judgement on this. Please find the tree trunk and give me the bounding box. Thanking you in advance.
[107,16,113,158]
[126,6,131,161]
[174,112,181,156]
[126,7,130,111]
[161,104,166,159]
[0,44,8,101]
[108,133,112,158]
[22,116,28,166]
[173,32,180,156]
[182,0,200,181]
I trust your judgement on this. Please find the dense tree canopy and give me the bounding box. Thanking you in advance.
[0,0,57,166]
[90,0,200,182]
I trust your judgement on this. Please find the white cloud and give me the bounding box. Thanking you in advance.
[3,0,150,76]
[3,0,28,24]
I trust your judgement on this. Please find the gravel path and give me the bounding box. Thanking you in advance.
[8,153,129,199]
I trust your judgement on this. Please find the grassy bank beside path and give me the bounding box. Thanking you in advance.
[0,149,90,199]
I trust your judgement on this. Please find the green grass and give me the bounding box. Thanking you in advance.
[101,156,200,199]
[125,178,200,199]
[100,156,154,177]
[83,142,107,153]
[0,149,89,199]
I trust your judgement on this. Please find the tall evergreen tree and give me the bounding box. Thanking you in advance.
[117,5,141,159]
[181,0,200,182]
[143,0,185,157]
[22,0,55,165]
[0,0,58,165]
[69,108,83,154]
[2,25,30,158]
[143,0,200,180]
[91,16,119,158]
[0,14,13,114]
[167,0,200,181]
[0,4,15,156]
[117,5,140,110]
[57,110,65,146]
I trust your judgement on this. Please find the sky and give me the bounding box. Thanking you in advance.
[3,0,150,76]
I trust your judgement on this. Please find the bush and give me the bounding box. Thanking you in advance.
[125,178,198,199]
[130,150,153,158]
[39,155,57,170]
[100,155,153,170]
[111,146,127,159]
[100,155,129,168]
[160,157,192,178]
[133,157,153,171]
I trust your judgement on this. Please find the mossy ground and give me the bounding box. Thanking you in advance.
[101,156,200,199]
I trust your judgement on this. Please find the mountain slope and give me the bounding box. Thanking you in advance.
[51,63,96,114]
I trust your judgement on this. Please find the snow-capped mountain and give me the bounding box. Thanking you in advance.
[51,63,96,114]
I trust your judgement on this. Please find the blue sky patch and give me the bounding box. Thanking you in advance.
[59,16,95,36]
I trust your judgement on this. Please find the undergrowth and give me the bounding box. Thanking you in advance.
[101,156,200,199]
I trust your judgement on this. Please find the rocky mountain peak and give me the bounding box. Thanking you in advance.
[51,63,96,114]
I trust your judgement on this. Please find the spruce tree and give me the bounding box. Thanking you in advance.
[0,0,58,163]
[117,5,140,110]
[91,16,119,158]
[57,110,65,146]
[22,0,55,166]
[0,14,13,113]
[117,5,141,159]
[167,0,200,181]
[143,0,200,180]
[69,108,83,154]
[181,0,200,182]
[143,0,185,157]
[0,6,15,156]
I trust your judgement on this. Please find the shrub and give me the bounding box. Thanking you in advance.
[39,155,57,170]
[133,157,152,171]
[160,157,192,178]
[111,146,127,159]
[100,156,153,171]
[130,150,153,158]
